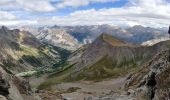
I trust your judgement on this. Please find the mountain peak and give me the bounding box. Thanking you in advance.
[99,33,128,46]
[1,25,8,31]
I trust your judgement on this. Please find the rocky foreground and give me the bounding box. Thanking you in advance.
[0,66,40,100]
[125,49,170,100]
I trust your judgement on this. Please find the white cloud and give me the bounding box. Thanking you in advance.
[0,20,37,26]
[0,0,170,27]
[16,0,56,12]
[38,0,170,27]
[0,0,56,12]
[0,10,37,26]
[0,0,118,12]
[0,11,16,20]
[56,0,118,9]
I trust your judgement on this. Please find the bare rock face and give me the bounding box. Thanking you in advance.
[0,69,10,97]
[125,49,170,100]
[12,76,32,95]
[0,66,23,100]
[35,28,80,51]
[0,66,37,100]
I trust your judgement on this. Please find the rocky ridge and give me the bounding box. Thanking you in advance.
[125,49,170,100]
[0,66,38,100]
[67,33,170,80]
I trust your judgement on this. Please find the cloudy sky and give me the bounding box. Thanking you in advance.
[0,0,170,27]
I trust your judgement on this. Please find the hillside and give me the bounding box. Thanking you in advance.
[0,26,64,74]
[125,49,170,100]
[0,26,73,100]
[38,33,170,90]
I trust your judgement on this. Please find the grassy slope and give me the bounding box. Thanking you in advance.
[38,34,145,90]
[38,55,139,90]
[38,63,75,89]
[66,55,138,81]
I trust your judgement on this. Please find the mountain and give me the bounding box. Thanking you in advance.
[20,26,81,51]
[0,26,65,74]
[126,25,168,44]
[125,49,170,100]
[141,37,170,46]
[57,25,167,45]
[18,25,167,48]
[0,26,74,100]
[67,33,170,80]
[49,24,132,43]
[39,33,170,90]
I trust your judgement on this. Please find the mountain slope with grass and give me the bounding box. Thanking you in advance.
[0,26,69,74]
[38,33,170,90]
[0,26,73,100]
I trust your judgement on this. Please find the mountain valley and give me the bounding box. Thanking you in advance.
[0,25,170,100]
[1,0,170,99]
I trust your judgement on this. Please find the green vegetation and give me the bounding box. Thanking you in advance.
[20,55,42,67]
[66,55,138,81]
[50,45,71,67]
[38,63,75,89]
[16,70,37,77]
[38,55,140,90]
[12,43,72,78]
[20,45,39,56]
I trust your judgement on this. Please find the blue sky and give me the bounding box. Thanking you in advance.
[55,0,129,16]
[0,0,170,27]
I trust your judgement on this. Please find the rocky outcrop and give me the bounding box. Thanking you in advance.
[0,66,38,100]
[125,49,170,100]
[0,68,10,98]
[0,66,22,100]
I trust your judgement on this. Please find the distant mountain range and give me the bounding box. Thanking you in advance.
[19,26,81,51]
[17,25,168,51]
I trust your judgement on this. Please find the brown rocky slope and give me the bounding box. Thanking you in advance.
[125,49,170,100]
[0,66,38,100]
[66,33,170,80]
[39,33,170,90]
